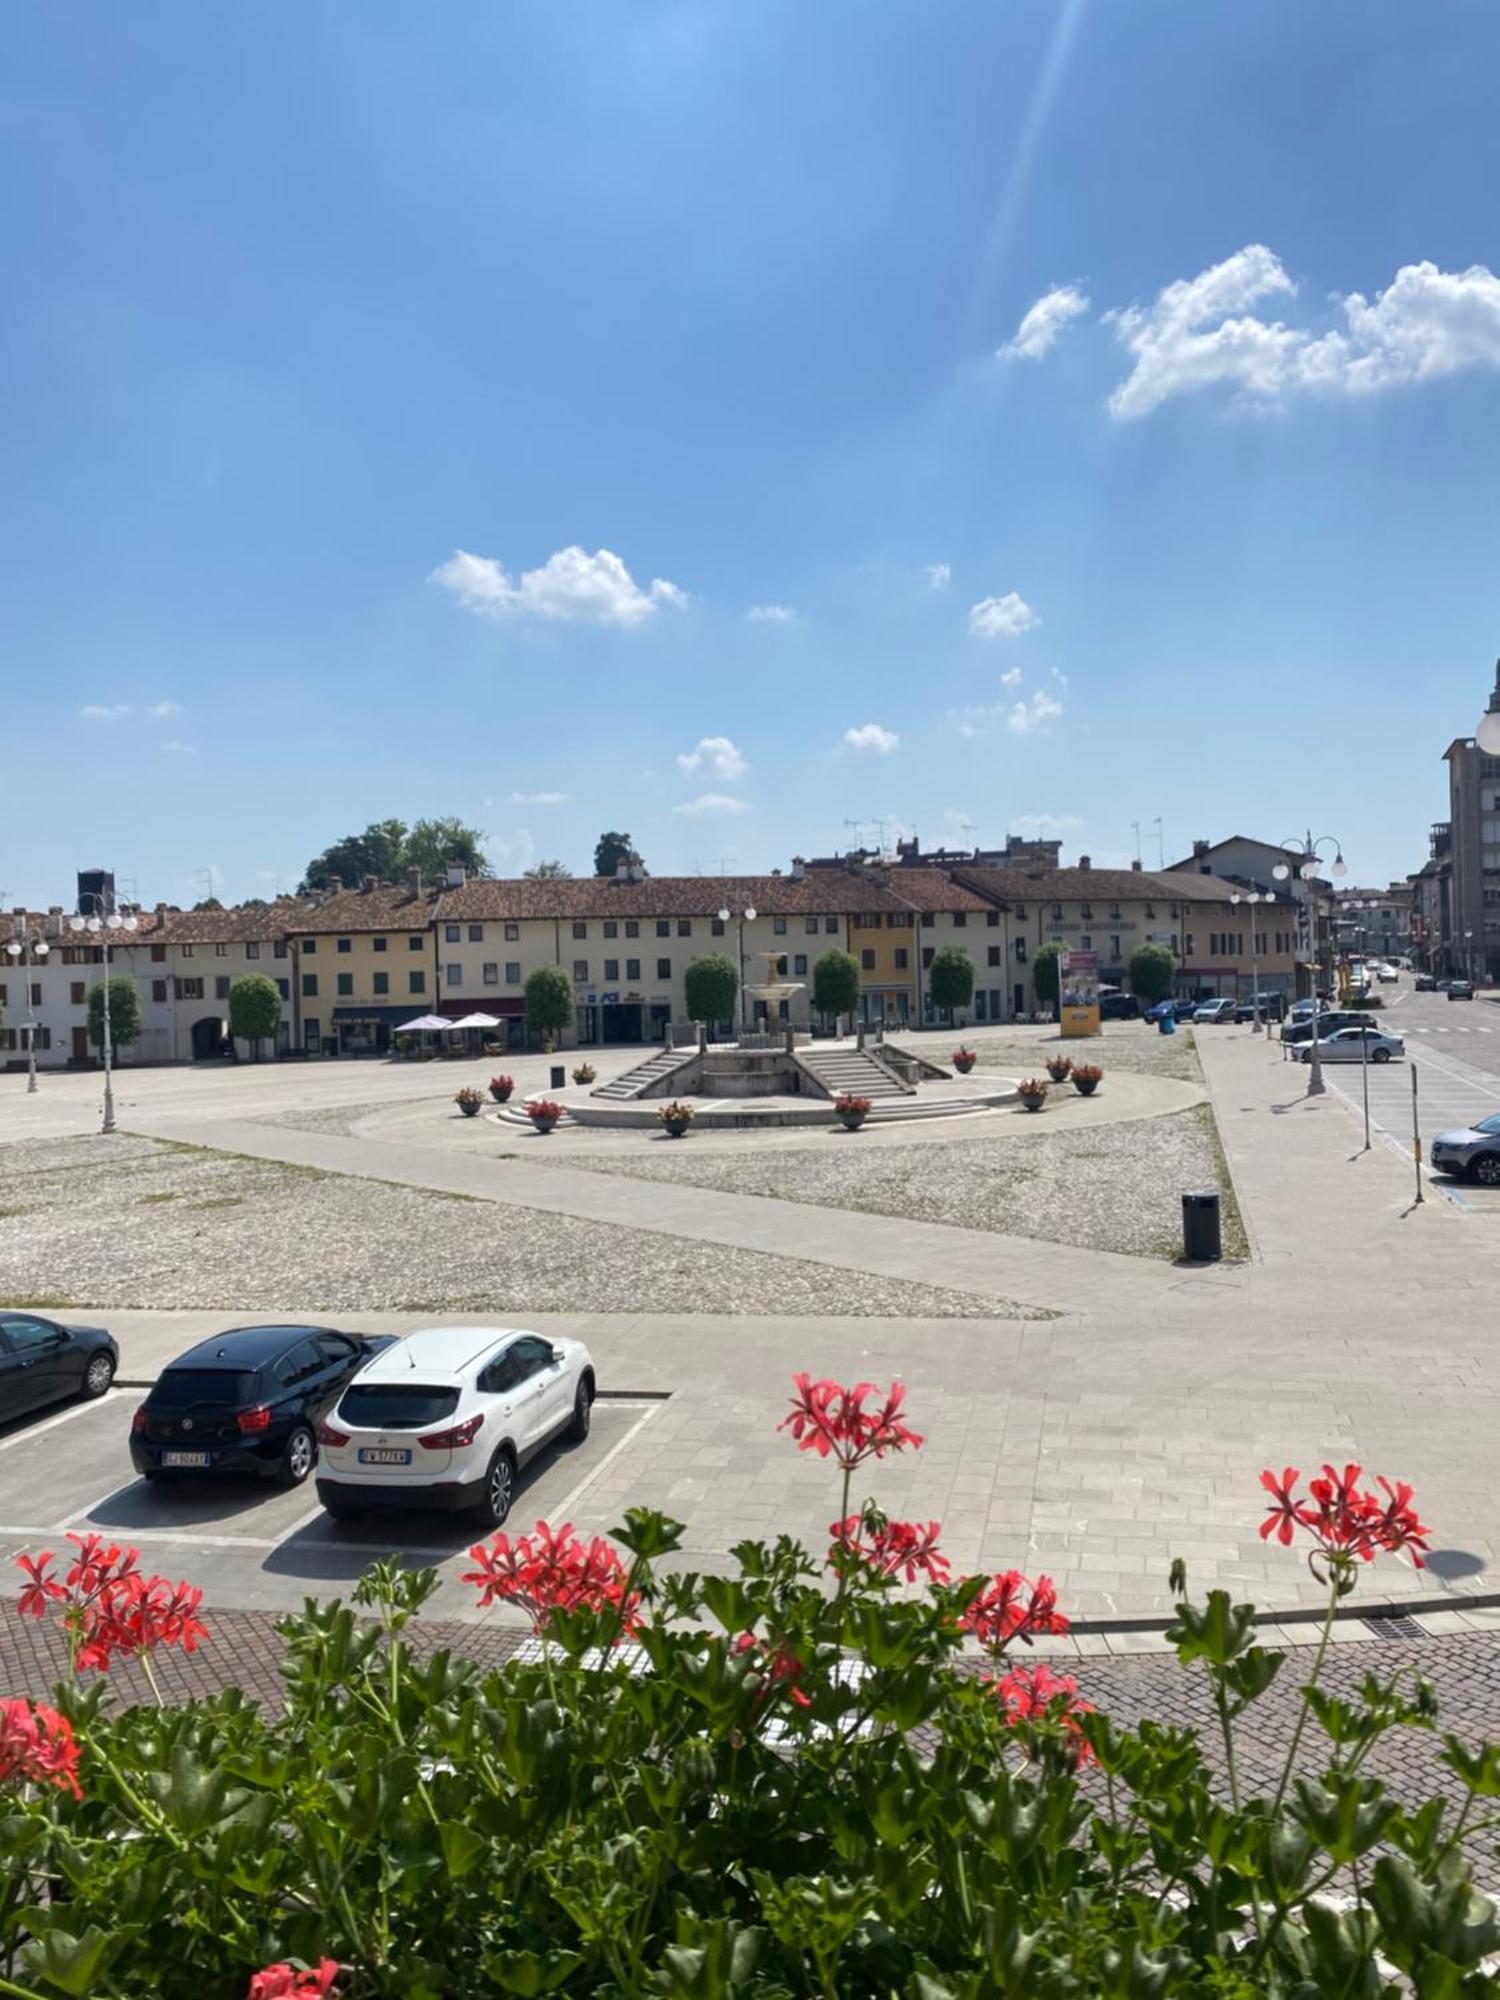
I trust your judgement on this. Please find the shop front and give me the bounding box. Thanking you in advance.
[332,1005,419,1056]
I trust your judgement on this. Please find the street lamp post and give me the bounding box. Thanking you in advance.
[71,895,140,1136]
[1228,890,1264,1033]
[1273,832,1348,1099]
[716,900,757,1033]
[1465,929,1476,983]
[4,929,50,1093]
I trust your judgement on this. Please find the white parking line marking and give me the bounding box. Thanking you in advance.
[0,1524,283,1551]
[546,1404,661,1522]
[0,1390,117,1454]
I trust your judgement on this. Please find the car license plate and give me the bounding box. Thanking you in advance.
[161,1450,210,1469]
[358,1447,412,1466]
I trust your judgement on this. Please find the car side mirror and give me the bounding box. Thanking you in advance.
[552,1345,566,1364]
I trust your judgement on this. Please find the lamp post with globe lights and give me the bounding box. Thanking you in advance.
[4,929,49,1093]
[1228,890,1264,1032]
[1272,834,1348,1098]
[71,895,140,1135]
[716,899,757,1032]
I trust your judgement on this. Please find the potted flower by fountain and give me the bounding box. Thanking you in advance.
[1044,1054,1073,1084]
[489,1074,515,1103]
[1071,1062,1103,1096]
[834,1092,872,1131]
[526,1097,564,1134]
[572,1062,597,1086]
[951,1045,977,1074]
[1017,1076,1049,1112]
[658,1099,695,1138]
[454,1086,485,1118]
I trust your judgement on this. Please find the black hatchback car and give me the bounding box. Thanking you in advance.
[1,1311,118,1422]
[130,1324,389,1487]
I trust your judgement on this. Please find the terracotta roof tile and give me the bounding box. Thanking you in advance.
[150,900,313,946]
[433,872,914,922]
[288,885,441,935]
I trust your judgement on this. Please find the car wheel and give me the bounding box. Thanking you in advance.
[280,1424,316,1487]
[567,1377,594,1443]
[1371,1048,1392,1064]
[1473,1155,1500,1187]
[82,1352,115,1398]
[473,1447,516,1528]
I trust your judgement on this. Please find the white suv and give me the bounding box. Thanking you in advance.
[315,1326,595,1527]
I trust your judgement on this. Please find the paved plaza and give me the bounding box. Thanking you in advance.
[3,1001,1500,1642]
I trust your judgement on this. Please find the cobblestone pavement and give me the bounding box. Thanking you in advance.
[0,1133,1029,1318]
[967,1021,1208,1084]
[554,1103,1247,1261]
[5,1606,1496,1879]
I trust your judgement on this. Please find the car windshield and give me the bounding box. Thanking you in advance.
[1475,1115,1500,1135]
[150,1368,260,1408]
[339,1383,460,1429]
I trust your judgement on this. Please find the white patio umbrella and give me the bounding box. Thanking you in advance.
[396,1014,448,1032]
[447,1012,503,1030]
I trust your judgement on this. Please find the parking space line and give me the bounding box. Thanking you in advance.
[547,1404,662,1521]
[0,1523,283,1551]
[0,1390,118,1454]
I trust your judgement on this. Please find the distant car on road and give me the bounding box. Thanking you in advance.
[0,1312,117,1422]
[1098,992,1139,1020]
[1377,964,1399,983]
[1193,999,1237,1024]
[130,1324,390,1487]
[315,1325,596,1527]
[1414,973,1438,991]
[1298,1026,1404,1064]
[1431,1114,1500,1185]
[1448,980,1475,1001]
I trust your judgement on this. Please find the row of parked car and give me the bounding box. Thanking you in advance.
[1415,974,1475,999]
[0,1312,596,1528]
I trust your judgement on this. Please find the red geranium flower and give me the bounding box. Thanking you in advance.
[463,1520,638,1638]
[958,1569,1069,1656]
[16,1550,66,1619]
[732,1630,812,1708]
[1257,1464,1429,1568]
[990,1662,1094,1766]
[0,1698,82,1799]
[779,1375,923,1469]
[829,1512,951,1584]
[247,1961,340,1999]
[16,1534,210,1673]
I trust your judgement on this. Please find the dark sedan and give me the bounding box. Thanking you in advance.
[0,1311,117,1422]
[130,1324,390,1488]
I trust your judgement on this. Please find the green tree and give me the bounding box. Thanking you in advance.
[86,977,142,1053]
[1128,940,1177,1005]
[403,817,490,883]
[683,954,739,1030]
[525,964,575,1050]
[593,831,638,877]
[928,943,975,1026]
[1033,941,1065,1016]
[299,818,409,893]
[812,948,860,1028]
[228,974,283,1062]
[191,897,224,912]
[524,860,573,880]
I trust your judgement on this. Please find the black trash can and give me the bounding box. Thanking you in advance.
[550,1064,565,1090]
[1181,1190,1222,1262]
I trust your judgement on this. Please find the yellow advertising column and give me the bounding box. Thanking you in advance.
[1060,948,1102,1039]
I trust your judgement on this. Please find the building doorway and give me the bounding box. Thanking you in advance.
[191,1017,226,1061]
[601,1002,643,1044]
[71,1026,90,1065]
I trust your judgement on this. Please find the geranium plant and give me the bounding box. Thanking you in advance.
[1071,1061,1103,1093]
[453,1085,484,1117]
[525,1096,563,1132]
[0,1400,1492,2000]
[1017,1074,1049,1109]
[657,1099,695,1136]
[1044,1053,1073,1082]
[833,1091,871,1129]
[488,1074,514,1103]
[571,1062,597,1085]
[951,1044,977,1072]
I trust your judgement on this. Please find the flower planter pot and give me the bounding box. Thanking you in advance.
[1018,1091,1047,1113]
[663,1122,691,1140]
[457,1101,482,1118]
[489,1086,513,1104]
[530,1115,559,1135]
[1073,1077,1099,1096]
[952,1056,975,1075]
[837,1111,869,1131]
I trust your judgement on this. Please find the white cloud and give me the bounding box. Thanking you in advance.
[949,703,1005,739]
[508,790,569,806]
[147,700,181,718]
[747,603,796,623]
[1009,813,1083,834]
[676,735,748,781]
[430,545,687,627]
[1107,246,1500,420]
[1000,284,1090,361]
[969,592,1040,640]
[841,722,899,756]
[486,828,536,871]
[1000,665,1023,688]
[79,703,128,721]
[674,793,749,816]
[1008,689,1063,734]
[159,740,196,755]
[925,562,951,591]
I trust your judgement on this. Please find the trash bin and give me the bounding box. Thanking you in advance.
[1158,1012,1176,1036]
[1181,1190,1221,1262]
[550,1064,565,1090]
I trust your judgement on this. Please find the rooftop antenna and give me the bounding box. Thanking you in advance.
[1131,821,1141,865]
[1152,817,1164,869]
[842,818,866,854]
[193,867,216,905]
[956,817,978,848]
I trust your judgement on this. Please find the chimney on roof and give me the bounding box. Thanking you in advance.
[445,863,467,888]
[616,861,629,881]
[361,874,377,893]
[1131,858,1143,871]
[47,905,64,938]
[790,856,806,881]
[1078,855,1091,870]
[1191,839,1209,861]
[405,866,422,898]
[327,874,343,895]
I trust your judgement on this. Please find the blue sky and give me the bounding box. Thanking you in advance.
[5,0,1500,907]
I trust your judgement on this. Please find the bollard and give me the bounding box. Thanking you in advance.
[550,1065,565,1090]
[1180,1190,1221,1262]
